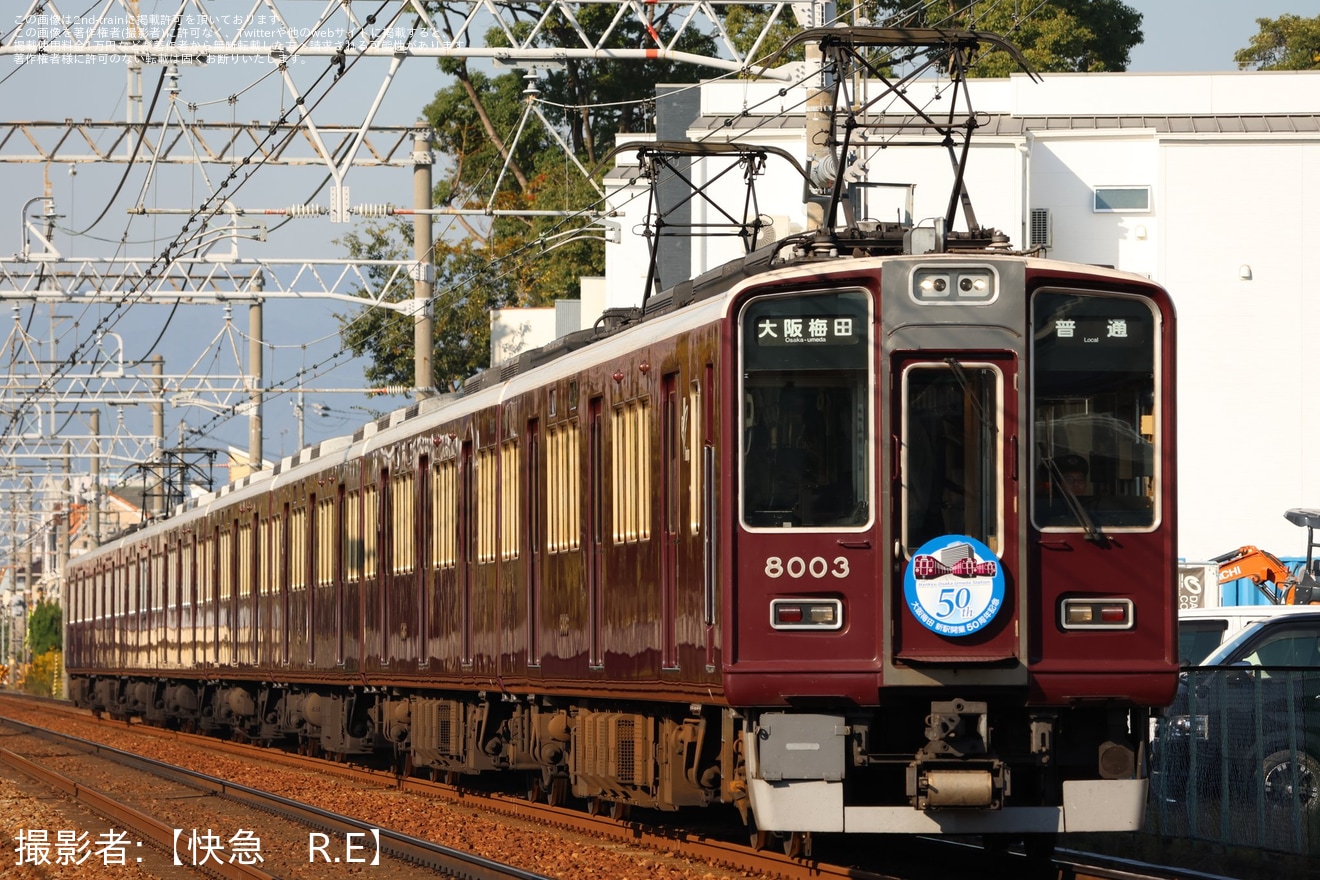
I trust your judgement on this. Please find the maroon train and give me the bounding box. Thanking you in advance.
[66,245,1177,845]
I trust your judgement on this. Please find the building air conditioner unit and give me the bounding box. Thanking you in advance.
[1029,208,1051,249]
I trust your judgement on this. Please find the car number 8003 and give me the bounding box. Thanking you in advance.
[764,556,849,579]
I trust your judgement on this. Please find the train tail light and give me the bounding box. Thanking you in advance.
[1060,598,1134,630]
[770,598,844,631]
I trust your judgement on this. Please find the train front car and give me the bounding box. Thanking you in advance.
[727,255,1177,840]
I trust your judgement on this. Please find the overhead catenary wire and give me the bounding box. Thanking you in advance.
[0,1,401,444]
[2,0,1038,458]
[181,8,1000,443]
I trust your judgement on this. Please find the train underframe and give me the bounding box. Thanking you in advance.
[68,674,1148,836]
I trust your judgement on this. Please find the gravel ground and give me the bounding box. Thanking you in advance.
[0,705,757,880]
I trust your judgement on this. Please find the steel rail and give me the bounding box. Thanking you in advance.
[0,715,552,880]
[0,745,278,880]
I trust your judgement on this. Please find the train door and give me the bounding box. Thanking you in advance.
[460,440,475,666]
[183,537,196,669]
[257,515,270,668]
[280,503,290,666]
[417,456,429,666]
[697,367,718,671]
[335,488,345,666]
[587,397,604,668]
[377,474,390,664]
[238,518,253,666]
[891,354,1020,663]
[136,553,146,670]
[661,374,680,669]
[526,418,542,667]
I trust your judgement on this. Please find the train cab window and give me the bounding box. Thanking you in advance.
[739,289,872,529]
[901,362,1002,554]
[1032,291,1159,530]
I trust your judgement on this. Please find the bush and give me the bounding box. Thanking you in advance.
[18,649,63,698]
[28,600,62,656]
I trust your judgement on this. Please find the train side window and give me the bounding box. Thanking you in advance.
[611,399,651,544]
[290,507,307,592]
[1031,291,1159,531]
[477,448,498,563]
[239,520,254,599]
[500,439,520,560]
[317,496,337,583]
[547,421,581,552]
[258,517,271,595]
[432,461,457,568]
[346,489,362,579]
[688,379,701,535]
[362,484,378,579]
[391,471,416,573]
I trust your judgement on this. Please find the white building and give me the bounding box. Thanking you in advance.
[503,69,1320,562]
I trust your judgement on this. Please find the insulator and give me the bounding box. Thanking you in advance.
[287,203,327,217]
[353,203,395,217]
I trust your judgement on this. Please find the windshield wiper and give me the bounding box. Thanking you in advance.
[944,358,995,436]
[1040,449,1106,544]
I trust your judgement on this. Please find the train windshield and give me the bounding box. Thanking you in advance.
[739,289,872,529]
[901,362,1003,554]
[1032,290,1159,530]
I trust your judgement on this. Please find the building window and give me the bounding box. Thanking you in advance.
[1093,187,1150,213]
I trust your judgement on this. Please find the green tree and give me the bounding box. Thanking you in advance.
[339,8,722,386]
[1235,14,1320,70]
[872,0,1143,75]
[28,598,61,656]
[336,223,519,392]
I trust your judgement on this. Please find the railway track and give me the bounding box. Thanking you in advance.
[0,708,551,880]
[0,693,1238,880]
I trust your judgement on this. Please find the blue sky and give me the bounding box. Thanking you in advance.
[2,2,1318,463]
[1126,1,1320,72]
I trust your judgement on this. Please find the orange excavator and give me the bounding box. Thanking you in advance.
[1212,508,1320,605]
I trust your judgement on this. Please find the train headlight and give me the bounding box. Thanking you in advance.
[912,267,997,303]
[919,275,950,296]
[1059,597,1134,630]
[770,598,844,631]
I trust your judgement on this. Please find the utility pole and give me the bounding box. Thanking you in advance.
[58,440,70,582]
[151,356,164,518]
[249,293,264,470]
[800,0,836,230]
[20,484,32,666]
[413,127,435,400]
[89,409,101,548]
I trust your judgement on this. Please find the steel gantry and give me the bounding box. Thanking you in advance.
[0,0,829,619]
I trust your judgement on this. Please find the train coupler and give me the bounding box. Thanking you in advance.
[906,759,1008,809]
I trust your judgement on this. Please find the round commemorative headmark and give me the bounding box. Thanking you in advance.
[903,535,1005,637]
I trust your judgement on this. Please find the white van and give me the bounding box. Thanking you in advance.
[1177,605,1320,665]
